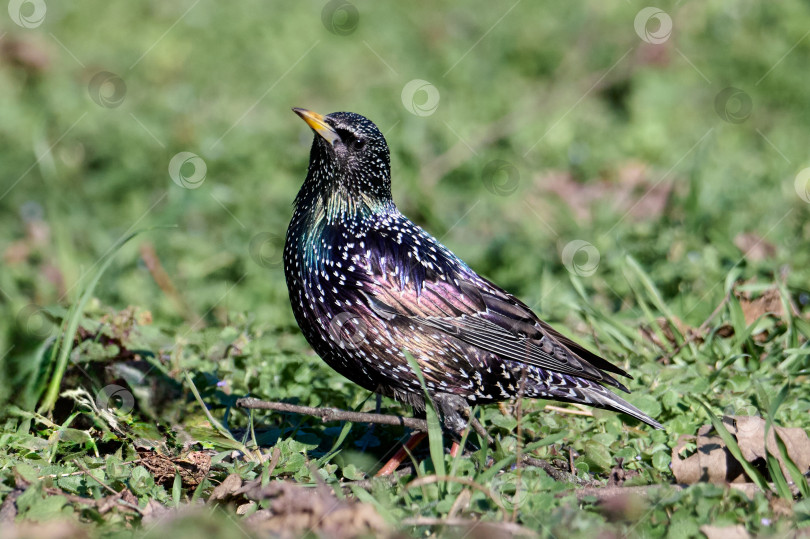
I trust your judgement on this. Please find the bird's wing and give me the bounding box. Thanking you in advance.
[356,226,631,392]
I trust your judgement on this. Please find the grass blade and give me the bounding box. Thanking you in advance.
[775,429,810,498]
[404,350,445,480]
[38,230,145,414]
[478,431,566,484]
[696,399,770,493]
[757,384,793,500]
[172,473,182,507]
[184,371,253,460]
[625,255,683,347]
[316,393,374,467]
[762,383,804,500]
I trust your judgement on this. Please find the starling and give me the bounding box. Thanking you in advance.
[284,108,663,438]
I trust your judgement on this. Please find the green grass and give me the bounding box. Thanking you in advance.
[2,0,810,536]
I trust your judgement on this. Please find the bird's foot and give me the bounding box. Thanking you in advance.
[375,431,427,477]
[432,393,471,435]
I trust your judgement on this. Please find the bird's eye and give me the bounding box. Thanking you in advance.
[355,138,366,149]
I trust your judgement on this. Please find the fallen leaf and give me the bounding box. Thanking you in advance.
[734,233,776,262]
[3,241,30,265]
[141,499,172,526]
[636,40,671,68]
[0,490,21,522]
[700,524,750,539]
[739,288,784,327]
[639,316,702,350]
[1,36,51,73]
[208,473,243,504]
[716,287,789,341]
[732,416,810,481]
[672,428,745,484]
[535,161,673,222]
[672,416,810,486]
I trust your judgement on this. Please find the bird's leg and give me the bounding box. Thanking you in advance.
[375,431,427,477]
[432,393,470,435]
[435,394,495,453]
[376,394,472,476]
[359,393,384,453]
[433,392,475,458]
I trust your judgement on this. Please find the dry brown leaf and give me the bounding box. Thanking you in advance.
[716,288,787,341]
[672,416,810,486]
[672,428,745,484]
[140,499,174,526]
[700,524,750,539]
[535,161,673,222]
[734,233,776,262]
[0,490,20,523]
[208,473,244,504]
[639,316,702,350]
[636,39,671,68]
[732,416,810,480]
[1,36,51,72]
[739,288,784,327]
[3,241,30,265]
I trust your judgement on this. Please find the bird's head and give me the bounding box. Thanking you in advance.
[293,108,391,206]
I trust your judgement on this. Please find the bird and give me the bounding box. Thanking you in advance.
[284,108,663,471]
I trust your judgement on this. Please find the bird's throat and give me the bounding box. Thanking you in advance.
[290,173,393,270]
[295,175,391,227]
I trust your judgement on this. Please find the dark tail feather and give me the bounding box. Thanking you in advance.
[536,378,664,430]
[583,386,665,430]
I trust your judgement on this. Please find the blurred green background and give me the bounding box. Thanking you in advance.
[2,0,810,535]
[3,0,808,368]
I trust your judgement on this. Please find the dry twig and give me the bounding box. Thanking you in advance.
[236,398,428,431]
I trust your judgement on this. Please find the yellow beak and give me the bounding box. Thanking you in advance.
[293,108,340,146]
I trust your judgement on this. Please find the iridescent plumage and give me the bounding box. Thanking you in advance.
[284,109,662,432]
